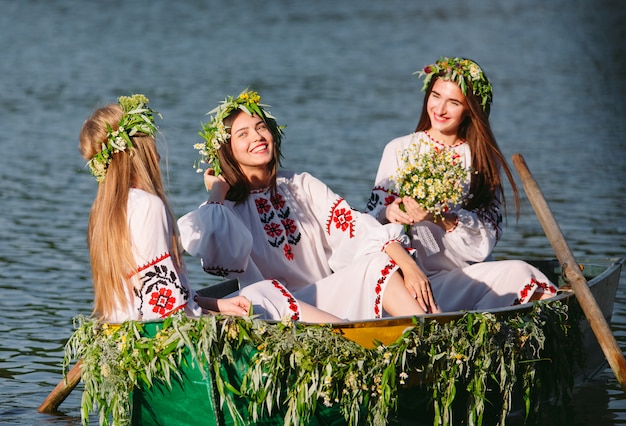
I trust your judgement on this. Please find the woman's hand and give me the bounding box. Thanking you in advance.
[204,168,230,203]
[385,197,414,225]
[401,262,440,314]
[401,196,434,223]
[383,241,440,314]
[203,168,227,191]
[216,296,251,316]
[195,295,251,316]
[402,196,458,231]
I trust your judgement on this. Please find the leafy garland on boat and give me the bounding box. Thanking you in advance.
[64,301,582,426]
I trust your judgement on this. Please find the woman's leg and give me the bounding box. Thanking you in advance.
[299,301,343,323]
[239,279,343,322]
[382,271,427,316]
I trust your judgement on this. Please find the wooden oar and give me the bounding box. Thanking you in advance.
[37,360,82,413]
[512,153,626,392]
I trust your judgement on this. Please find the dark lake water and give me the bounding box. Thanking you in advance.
[1,0,625,424]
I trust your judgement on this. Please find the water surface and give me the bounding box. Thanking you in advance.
[1,0,624,424]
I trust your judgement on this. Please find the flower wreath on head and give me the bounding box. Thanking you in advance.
[194,89,284,176]
[87,94,161,182]
[416,57,493,111]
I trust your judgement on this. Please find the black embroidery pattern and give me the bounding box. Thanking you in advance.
[366,191,380,212]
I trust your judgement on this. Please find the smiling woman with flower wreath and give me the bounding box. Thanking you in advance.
[78,94,298,322]
[178,89,438,319]
[365,57,558,311]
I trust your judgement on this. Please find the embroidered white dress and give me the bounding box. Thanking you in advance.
[109,189,296,322]
[178,171,409,321]
[107,188,203,323]
[365,131,558,311]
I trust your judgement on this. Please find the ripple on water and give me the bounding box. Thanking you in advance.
[0,0,624,424]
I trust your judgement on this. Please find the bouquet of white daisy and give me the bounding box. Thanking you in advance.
[392,142,469,220]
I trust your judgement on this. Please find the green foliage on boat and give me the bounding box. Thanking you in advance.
[64,301,582,425]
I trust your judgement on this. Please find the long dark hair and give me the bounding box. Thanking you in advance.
[415,73,519,217]
[217,110,284,203]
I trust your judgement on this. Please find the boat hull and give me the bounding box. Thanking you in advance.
[131,258,624,425]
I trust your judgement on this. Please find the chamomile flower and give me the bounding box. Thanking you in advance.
[392,140,470,220]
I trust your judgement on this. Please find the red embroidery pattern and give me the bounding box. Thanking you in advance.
[129,252,171,278]
[326,198,355,238]
[255,197,271,214]
[270,193,285,210]
[271,279,300,320]
[283,244,294,260]
[513,278,558,305]
[381,239,404,252]
[425,130,467,149]
[333,208,353,232]
[149,287,176,316]
[264,222,284,238]
[135,253,190,318]
[374,260,397,318]
[256,193,301,261]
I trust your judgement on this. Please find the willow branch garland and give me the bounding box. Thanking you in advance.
[64,301,582,426]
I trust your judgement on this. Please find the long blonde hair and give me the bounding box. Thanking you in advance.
[79,104,182,320]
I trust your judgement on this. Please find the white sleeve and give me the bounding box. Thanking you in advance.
[129,192,172,266]
[365,138,404,223]
[443,195,502,262]
[297,172,408,270]
[177,201,253,277]
[126,190,200,321]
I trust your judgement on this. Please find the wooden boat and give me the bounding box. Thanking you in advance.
[120,257,623,425]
